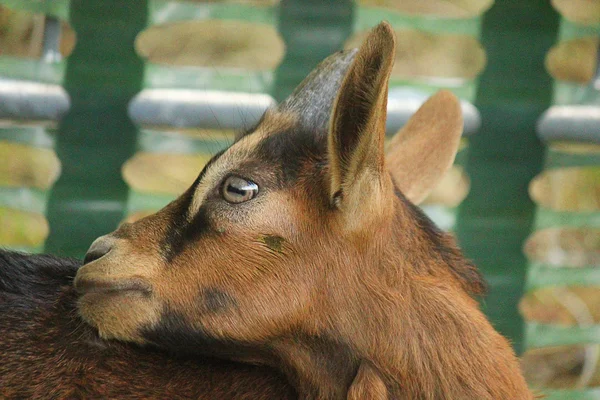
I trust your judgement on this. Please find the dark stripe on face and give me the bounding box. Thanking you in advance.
[160,149,227,262]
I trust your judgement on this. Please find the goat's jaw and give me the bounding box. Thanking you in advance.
[76,288,160,344]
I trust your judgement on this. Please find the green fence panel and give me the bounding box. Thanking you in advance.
[456,0,559,354]
[44,1,146,256]
[521,3,600,397]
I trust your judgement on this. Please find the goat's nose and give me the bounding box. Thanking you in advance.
[83,236,114,265]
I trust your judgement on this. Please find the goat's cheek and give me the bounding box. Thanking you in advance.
[236,278,312,338]
[167,279,295,342]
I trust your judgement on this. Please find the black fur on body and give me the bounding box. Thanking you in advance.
[0,250,296,399]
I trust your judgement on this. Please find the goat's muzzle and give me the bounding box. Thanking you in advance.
[83,235,114,265]
[75,235,153,297]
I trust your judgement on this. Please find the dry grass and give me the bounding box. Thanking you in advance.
[521,287,600,390]
[136,20,284,69]
[521,287,600,325]
[358,0,493,18]
[345,29,486,80]
[529,167,600,212]
[522,345,600,389]
[524,227,600,268]
[122,152,212,195]
[0,6,75,58]
[0,142,60,189]
[552,0,600,26]
[550,142,600,155]
[546,37,597,84]
[172,0,278,4]
[0,207,48,247]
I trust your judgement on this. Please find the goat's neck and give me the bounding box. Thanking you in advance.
[272,275,531,399]
[270,333,360,399]
[347,277,531,399]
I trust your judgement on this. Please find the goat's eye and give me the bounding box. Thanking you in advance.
[222,176,258,204]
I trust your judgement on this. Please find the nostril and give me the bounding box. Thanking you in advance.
[83,239,113,265]
[83,249,108,265]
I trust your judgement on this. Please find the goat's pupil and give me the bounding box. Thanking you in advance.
[229,185,245,196]
[222,176,258,204]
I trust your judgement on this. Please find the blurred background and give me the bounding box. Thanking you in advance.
[0,0,598,398]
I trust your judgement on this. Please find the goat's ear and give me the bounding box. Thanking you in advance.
[385,90,463,205]
[328,22,395,226]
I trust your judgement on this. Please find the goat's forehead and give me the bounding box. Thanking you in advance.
[188,111,321,216]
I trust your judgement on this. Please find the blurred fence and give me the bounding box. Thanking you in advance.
[5,1,598,398]
[519,2,600,398]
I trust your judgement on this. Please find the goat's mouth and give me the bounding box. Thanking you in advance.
[75,275,159,344]
[74,276,152,297]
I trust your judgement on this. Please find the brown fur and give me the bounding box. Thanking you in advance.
[72,22,532,399]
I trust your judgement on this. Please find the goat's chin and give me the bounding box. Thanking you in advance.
[76,291,160,344]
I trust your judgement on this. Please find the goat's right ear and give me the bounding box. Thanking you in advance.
[327,22,396,230]
[386,90,464,205]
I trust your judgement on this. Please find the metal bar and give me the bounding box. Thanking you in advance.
[129,89,275,131]
[387,96,480,136]
[41,16,62,63]
[592,36,600,91]
[537,106,600,144]
[0,78,69,121]
[128,89,481,135]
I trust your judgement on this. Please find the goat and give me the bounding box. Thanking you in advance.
[2,22,532,399]
[73,22,532,399]
[0,251,296,398]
